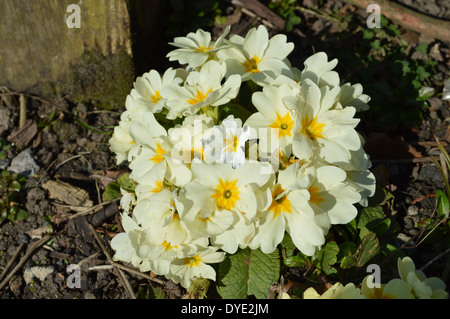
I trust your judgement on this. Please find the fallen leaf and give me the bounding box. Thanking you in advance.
[42,180,93,209]
[7,119,38,150]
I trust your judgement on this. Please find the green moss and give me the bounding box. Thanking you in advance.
[44,47,134,111]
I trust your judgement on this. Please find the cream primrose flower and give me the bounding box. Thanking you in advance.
[166,243,226,289]
[134,161,167,201]
[361,276,414,299]
[162,60,241,120]
[202,115,250,169]
[299,51,340,88]
[299,162,362,226]
[166,26,231,69]
[133,68,184,114]
[303,282,364,299]
[245,84,297,156]
[335,82,371,112]
[397,257,448,299]
[249,161,331,256]
[337,135,376,207]
[110,213,155,272]
[183,162,272,254]
[169,114,214,168]
[120,188,137,214]
[284,78,361,165]
[108,94,144,164]
[133,188,191,247]
[217,25,294,86]
[128,112,192,188]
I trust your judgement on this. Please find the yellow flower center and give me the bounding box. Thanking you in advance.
[243,54,261,73]
[195,46,214,53]
[184,254,203,268]
[150,143,166,163]
[187,88,213,105]
[269,184,292,219]
[161,241,178,252]
[302,115,326,141]
[151,180,164,193]
[308,186,325,205]
[224,135,240,153]
[269,112,294,138]
[151,90,162,104]
[211,178,240,211]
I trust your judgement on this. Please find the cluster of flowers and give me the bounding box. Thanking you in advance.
[298,257,448,299]
[109,25,376,289]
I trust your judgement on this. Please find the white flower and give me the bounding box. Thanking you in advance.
[108,95,144,164]
[217,25,294,86]
[128,113,192,187]
[397,257,448,299]
[300,52,340,88]
[133,189,190,246]
[303,282,364,299]
[183,162,271,253]
[298,163,361,225]
[133,68,183,113]
[162,60,241,119]
[184,162,271,221]
[110,213,154,272]
[245,84,297,154]
[361,276,414,299]
[249,162,331,256]
[167,26,231,69]
[134,161,167,201]
[285,79,361,165]
[168,114,214,167]
[336,83,371,112]
[166,243,226,288]
[202,115,250,168]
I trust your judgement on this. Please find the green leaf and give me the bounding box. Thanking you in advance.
[357,206,385,229]
[217,248,280,299]
[186,278,210,299]
[356,231,380,267]
[436,189,449,219]
[117,173,136,193]
[415,43,428,54]
[102,181,121,202]
[280,233,296,258]
[318,241,339,276]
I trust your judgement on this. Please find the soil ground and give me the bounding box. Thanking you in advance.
[0,0,449,299]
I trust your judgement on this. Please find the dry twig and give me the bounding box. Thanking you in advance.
[0,235,51,291]
[88,224,136,299]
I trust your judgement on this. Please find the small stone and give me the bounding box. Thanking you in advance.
[8,148,40,178]
[23,266,54,285]
[407,205,419,216]
[395,233,413,246]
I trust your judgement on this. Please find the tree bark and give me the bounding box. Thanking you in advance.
[0,0,135,110]
[347,0,450,43]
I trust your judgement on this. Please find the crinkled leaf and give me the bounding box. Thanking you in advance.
[217,248,280,299]
[102,181,121,201]
[356,231,380,267]
[316,241,339,276]
[357,206,385,229]
[186,278,210,299]
[117,173,136,193]
[280,233,297,258]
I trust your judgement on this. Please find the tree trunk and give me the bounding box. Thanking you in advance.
[0,0,137,110]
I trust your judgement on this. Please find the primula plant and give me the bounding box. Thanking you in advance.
[107,25,435,298]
